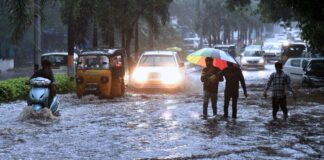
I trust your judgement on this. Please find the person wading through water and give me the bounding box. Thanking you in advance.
[219,62,248,118]
[264,61,296,120]
[201,57,223,119]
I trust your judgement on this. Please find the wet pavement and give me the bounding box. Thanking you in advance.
[0,64,323,159]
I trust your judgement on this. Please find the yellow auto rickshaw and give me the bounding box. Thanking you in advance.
[76,49,125,98]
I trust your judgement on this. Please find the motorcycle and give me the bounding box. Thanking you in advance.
[27,77,60,116]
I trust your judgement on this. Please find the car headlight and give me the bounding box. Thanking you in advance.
[259,58,265,64]
[241,58,247,64]
[161,69,182,84]
[132,68,148,83]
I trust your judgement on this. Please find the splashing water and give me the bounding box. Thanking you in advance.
[19,106,59,122]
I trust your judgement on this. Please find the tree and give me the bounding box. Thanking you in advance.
[229,0,324,51]
[4,0,44,71]
[61,0,94,76]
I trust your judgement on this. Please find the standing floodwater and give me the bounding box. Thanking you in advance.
[0,64,323,159]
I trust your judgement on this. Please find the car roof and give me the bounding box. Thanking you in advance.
[214,44,235,47]
[287,57,324,61]
[142,50,177,56]
[42,52,71,56]
[80,49,121,56]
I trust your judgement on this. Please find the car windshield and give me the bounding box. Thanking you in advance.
[41,55,67,67]
[244,51,263,57]
[77,55,110,69]
[245,45,262,51]
[263,44,281,51]
[139,55,176,67]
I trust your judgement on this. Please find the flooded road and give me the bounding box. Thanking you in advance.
[0,64,323,159]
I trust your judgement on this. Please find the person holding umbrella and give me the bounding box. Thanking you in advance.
[187,48,239,119]
[219,61,248,118]
[201,57,223,119]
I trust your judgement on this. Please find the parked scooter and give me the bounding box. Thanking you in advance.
[27,77,60,116]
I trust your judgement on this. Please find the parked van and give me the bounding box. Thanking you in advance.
[283,58,310,81]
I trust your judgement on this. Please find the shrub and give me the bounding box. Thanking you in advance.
[0,75,75,103]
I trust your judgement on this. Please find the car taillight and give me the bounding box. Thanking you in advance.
[101,76,109,83]
[76,77,83,84]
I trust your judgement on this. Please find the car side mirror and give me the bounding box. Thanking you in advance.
[179,62,185,68]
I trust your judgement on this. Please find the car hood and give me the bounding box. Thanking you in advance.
[135,66,180,72]
[242,57,264,61]
[263,49,281,53]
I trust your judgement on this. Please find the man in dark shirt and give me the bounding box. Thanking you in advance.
[30,59,56,107]
[201,57,223,119]
[220,62,248,118]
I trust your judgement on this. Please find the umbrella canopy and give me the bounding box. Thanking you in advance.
[186,48,237,70]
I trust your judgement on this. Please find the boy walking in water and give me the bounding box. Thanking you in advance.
[264,62,295,120]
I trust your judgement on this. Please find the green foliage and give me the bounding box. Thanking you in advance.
[0,77,29,102]
[55,74,76,94]
[0,75,75,103]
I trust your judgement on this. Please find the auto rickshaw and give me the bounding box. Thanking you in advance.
[76,49,125,98]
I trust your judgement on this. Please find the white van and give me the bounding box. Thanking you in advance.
[41,52,78,74]
[283,58,310,81]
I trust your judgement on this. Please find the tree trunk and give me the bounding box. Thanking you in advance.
[248,28,252,44]
[148,24,154,50]
[134,21,139,60]
[33,0,41,72]
[67,22,75,77]
[125,27,133,73]
[121,29,125,49]
[92,17,98,48]
[108,26,115,48]
[208,34,212,47]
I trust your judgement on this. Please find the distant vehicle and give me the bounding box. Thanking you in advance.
[302,59,324,87]
[244,45,262,51]
[183,37,199,51]
[283,58,311,81]
[131,50,185,90]
[275,33,287,40]
[214,44,236,57]
[262,42,282,61]
[281,42,307,64]
[240,45,265,70]
[41,52,78,74]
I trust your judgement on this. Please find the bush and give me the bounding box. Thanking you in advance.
[0,75,75,103]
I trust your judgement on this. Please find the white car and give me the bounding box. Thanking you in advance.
[283,58,311,81]
[262,42,282,61]
[240,46,265,70]
[131,51,185,90]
